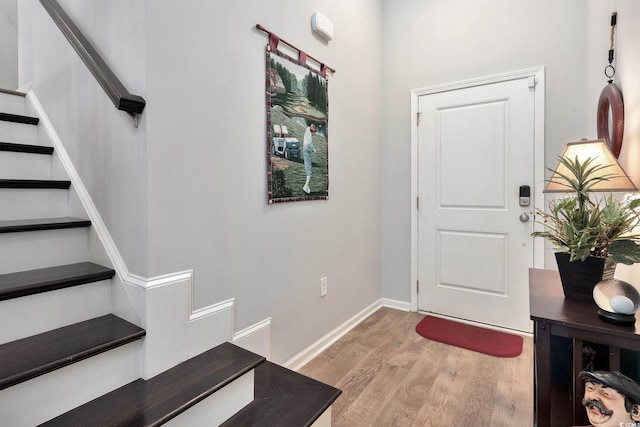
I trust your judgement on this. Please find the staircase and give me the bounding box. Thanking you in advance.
[0,88,340,426]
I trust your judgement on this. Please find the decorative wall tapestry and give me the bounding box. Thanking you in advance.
[264,32,330,203]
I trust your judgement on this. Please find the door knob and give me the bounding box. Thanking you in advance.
[519,212,530,222]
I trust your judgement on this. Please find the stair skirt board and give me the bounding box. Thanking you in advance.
[0,120,38,145]
[0,150,53,180]
[0,279,112,345]
[0,340,142,427]
[0,227,89,274]
[0,188,69,221]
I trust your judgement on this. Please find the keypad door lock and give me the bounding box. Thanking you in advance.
[519,185,531,207]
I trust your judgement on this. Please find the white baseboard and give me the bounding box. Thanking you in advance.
[381,298,410,311]
[284,299,383,371]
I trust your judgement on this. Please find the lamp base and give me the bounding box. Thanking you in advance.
[597,309,637,326]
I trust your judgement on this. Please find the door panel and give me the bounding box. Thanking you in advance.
[440,101,507,208]
[418,77,535,332]
[439,231,506,295]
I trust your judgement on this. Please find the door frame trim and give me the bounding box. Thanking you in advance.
[409,66,546,312]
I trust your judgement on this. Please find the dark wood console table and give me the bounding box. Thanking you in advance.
[530,268,640,427]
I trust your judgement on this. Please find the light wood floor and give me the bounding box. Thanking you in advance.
[299,307,534,427]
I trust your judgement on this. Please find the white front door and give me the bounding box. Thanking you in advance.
[417,75,538,332]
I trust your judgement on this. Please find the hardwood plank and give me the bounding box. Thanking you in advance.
[0,88,26,97]
[299,307,534,427]
[0,112,39,125]
[301,308,405,386]
[375,332,453,426]
[0,217,90,234]
[333,311,429,426]
[0,314,144,390]
[0,141,53,155]
[490,337,535,425]
[0,179,70,189]
[222,361,341,427]
[0,262,115,301]
[324,310,415,423]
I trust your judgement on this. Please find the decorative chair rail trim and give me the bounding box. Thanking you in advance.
[39,0,146,118]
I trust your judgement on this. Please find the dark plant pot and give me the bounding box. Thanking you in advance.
[555,252,605,303]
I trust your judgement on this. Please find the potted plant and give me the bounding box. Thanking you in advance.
[532,154,640,301]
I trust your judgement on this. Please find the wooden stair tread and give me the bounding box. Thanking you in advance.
[0,112,39,125]
[41,342,265,426]
[0,314,145,390]
[0,262,114,301]
[221,361,342,427]
[0,217,90,234]
[0,141,53,155]
[0,179,71,189]
[0,88,26,97]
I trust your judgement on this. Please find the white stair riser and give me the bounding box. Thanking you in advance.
[0,188,68,220]
[0,93,26,116]
[165,370,254,427]
[0,151,52,180]
[0,279,112,345]
[0,228,89,274]
[0,341,142,427]
[0,121,38,146]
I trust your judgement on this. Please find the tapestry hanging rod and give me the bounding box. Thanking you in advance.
[255,24,336,74]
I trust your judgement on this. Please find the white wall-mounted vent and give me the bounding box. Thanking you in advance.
[311,12,333,42]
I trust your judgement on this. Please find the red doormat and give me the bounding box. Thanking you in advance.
[415,316,523,358]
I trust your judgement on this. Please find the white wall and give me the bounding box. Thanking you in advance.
[0,0,18,88]
[145,0,382,363]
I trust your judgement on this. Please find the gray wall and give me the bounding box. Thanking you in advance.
[0,0,18,88]
[145,0,383,362]
[379,0,620,302]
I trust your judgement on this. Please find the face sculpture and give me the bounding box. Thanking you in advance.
[580,371,640,427]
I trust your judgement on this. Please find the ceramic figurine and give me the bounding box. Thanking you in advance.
[577,370,640,426]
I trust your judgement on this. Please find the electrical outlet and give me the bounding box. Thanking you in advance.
[320,277,328,297]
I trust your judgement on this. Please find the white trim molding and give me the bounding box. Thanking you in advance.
[409,67,546,312]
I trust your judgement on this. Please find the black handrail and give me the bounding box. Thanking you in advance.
[39,0,145,118]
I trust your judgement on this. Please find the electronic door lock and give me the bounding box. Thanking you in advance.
[519,185,531,207]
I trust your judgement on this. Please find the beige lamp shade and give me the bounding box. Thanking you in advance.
[544,139,637,193]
